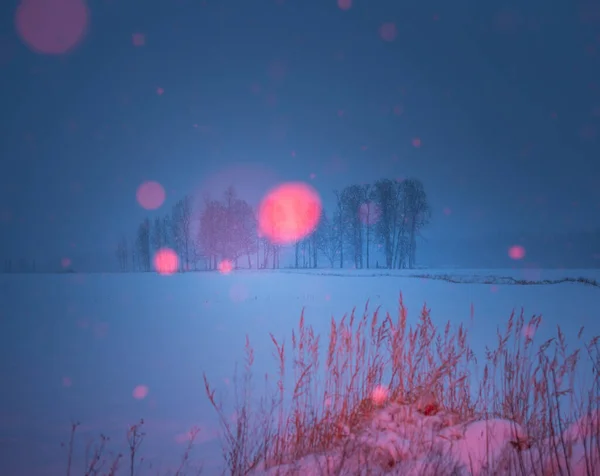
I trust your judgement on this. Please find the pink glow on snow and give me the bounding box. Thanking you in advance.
[136,181,166,210]
[15,0,89,55]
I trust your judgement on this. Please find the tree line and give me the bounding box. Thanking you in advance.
[116,177,431,272]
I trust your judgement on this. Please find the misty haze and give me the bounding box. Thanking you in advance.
[1,0,599,475]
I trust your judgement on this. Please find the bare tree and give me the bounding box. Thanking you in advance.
[231,199,257,268]
[369,178,430,269]
[116,235,129,272]
[136,218,151,272]
[161,214,171,249]
[198,198,224,270]
[171,195,193,271]
[362,184,373,268]
[333,190,346,268]
[371,178,400,268]
[294,239,300,268]
[316,210,340,267]
[402,178,431,269]
[339,184,365,268]
[259,226,281,269]
[294,214,319,269]
[310,223,319,268]
[151,217,164,254]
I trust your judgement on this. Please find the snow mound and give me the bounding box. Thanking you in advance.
[248,402,600,475]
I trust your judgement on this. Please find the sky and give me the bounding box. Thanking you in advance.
[1,0,600,270]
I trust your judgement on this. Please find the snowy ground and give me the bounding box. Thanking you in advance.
[0,269,598,475]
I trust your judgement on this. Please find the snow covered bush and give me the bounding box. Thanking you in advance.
[204,294,600,475]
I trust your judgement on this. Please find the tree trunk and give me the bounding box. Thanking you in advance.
[295,241,299,268]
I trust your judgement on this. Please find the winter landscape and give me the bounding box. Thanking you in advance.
[1,267,599,475]
[4,0,600,474]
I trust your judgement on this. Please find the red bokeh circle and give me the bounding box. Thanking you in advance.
[154,248,179,275]
[379,22,397,42]
[15,0,89,55]
[218,259,234,274]
[132,385,149,400]
[136,181,166,210]
[508,245,526,260]
[258,182,322,245]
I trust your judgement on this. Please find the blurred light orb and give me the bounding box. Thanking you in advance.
[258,182,322,245]
[337,0,352,10]
[508,245,526,260]
[154,248,178,275]
[132,385,149,400]
[371,385,388,405]
[379,22,397,42]
[132,32,145,46]
[15,0,89,55]
[136,181,165,210]
[218,259,233,274]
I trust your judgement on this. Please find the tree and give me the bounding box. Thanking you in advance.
[339,184,365,268]
[171,195,193,271]
[135,218,151,272]
[294,209,321,269]
[311,221,319,268]
[295,239,300,268]
[370,178,430,269]
[116,235,129,272]
[231,198,257,268]
[151,217,164,254]
[362,184,373,269]
[402,178,431,269]
[161,215,171,249]
[371,178,400,268]
[198,198,224,270]
[333,190,345,268]
[316,210,340,267]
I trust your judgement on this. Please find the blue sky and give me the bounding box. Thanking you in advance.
[1,0,599,269]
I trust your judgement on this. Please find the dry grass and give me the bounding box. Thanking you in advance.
[204,293,600,475]
[56,293,598,474]
[60,419,204,476]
